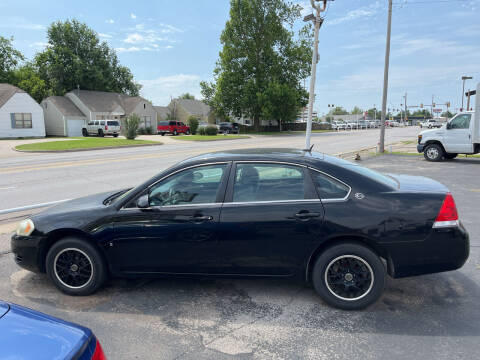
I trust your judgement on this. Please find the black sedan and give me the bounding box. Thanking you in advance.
[11,149,469,310]
[218,122,239,134]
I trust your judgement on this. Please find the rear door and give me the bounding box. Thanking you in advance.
[218,162,325,277]
[444,114,473,153]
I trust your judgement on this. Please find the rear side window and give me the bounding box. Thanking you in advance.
[311,170,350,200]
[100,121,105,125]
[107,121,119,126]
[233,163,305,202]
[94,121,99,125]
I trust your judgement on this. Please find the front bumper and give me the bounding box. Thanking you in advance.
[11,234,46,273]
[417,144,425,153]
[385,223,470,278]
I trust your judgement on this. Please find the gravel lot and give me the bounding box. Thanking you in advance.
[0,154,479,360]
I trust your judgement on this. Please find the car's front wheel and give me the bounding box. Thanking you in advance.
[424,143,444,162]
[173,130,178,136]
[186,129,190,135]
[312,243,386,310]
[82,128,88,137]
[46,237,107,295]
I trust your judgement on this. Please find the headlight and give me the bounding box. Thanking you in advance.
[16,219,35,236]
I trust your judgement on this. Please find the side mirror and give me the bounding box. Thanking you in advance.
[446,123,451,129]
[136,194,150,209]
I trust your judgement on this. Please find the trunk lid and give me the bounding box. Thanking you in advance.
[388,174,449,193]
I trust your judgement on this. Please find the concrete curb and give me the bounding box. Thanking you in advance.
[13,143,163,153]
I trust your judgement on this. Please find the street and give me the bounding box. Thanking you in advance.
[0,132,479,359]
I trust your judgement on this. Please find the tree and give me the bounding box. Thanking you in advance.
[0,36,24,83]
[261,81,307,131]
[412,109,432,118]
[201,0,312,130]
[11,64,50,103]
[187,115,199,134]
[441,110,454,118]
[330,106,348,115]
[34,19,140,96]
[179,93,195,100]
[350,106,363,115]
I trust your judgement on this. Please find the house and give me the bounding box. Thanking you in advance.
[0,83,45,138]
[41,96,87,137]
[153,105,171,123]
[168,99,215,124]
[43,89,157,136]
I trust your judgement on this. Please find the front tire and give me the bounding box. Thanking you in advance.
[46,237,107,296]
[424,143,444,162]
[186,129,190,135]
[173,130,178,136]
[312,243,386,310]
[82,128,88,137]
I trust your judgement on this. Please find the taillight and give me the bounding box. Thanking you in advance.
[91,339,106,360]
[105,125,108,130]
[433,193,459,228]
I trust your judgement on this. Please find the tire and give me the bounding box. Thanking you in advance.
[444,153,458,160]
[113,134,119,138]
[312,242,386,310]
[423,143,444,162]
[82,128,88,137]
[173,130,178,136]
[98,129,104,137]
[161,132,165,136]
[46,237,107,296]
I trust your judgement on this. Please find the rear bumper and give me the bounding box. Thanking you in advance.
[417,144,425,153]
[385,223,469,278]
[11,234,46,273]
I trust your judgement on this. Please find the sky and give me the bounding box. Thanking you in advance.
[1,0,480,115]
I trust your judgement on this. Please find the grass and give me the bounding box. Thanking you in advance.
[15,137,161,151]
[172,134,250,141]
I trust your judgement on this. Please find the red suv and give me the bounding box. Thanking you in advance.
[158,121,190,136]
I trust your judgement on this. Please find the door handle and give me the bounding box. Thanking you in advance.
[189,215,213,223]
[294,212,321,219]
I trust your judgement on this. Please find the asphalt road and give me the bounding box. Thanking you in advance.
[0,127,418,211]
[0,154,478,360]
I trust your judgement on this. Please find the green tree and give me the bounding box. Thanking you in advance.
[350,106,363,115]
[11,64,50,103]
[0,36,24,83]
[261,81,307,131]
[412,109,432,118]
[187,115,199,134]
[201,0,312,131]
[441,110,454,118]
[35,19,140,96]
[179,93,195,100]
[330,106,348,115]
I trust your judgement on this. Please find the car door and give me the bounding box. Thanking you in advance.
[444,114,473,153]
[218,162,325,277]
[108,162,231,275]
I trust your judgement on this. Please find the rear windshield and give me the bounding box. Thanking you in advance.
[344,164,398,189]
[107,121,119,126]
[159,121,168,126]
[169,121,176,125]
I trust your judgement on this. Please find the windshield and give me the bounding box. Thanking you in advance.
[107,121,119,126]
[344,164,398,189]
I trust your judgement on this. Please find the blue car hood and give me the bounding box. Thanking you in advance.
[0,301,91,360]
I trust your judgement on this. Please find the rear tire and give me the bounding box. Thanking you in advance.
[312,243,386,310]
[186,129,190,135]
[113,134,119,138]
[46,237,107,296]
[161,132,165,136]
[82,128,88,137]
[173,130,178,136]
[444,153,457,160]
[98,129,104,137]
[424,143,444,162]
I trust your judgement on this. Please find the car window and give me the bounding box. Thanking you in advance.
[149,164,227,206]
[344,165,398,189]
[169,121,176,126]
[449,114,471,129]
[233,163,305,202]
[100,121,105,125]
[88,121,94,125]
[311,170,350,200]
[94,121,99,125]
[107,121,119,126]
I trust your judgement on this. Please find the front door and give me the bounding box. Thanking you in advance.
[108,163,230,274]
[218,162,325,277]
[444,114,473,153]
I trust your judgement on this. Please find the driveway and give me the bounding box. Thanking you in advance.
[0,155,478,359]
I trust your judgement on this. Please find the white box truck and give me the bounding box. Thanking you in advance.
[417,82,480,161]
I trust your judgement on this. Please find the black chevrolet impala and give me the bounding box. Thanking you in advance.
[11,149,469,310]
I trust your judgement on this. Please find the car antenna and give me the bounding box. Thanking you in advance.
[303,144,314,153]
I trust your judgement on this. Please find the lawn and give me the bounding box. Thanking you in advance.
[15,137,161,151]
[172,135,250,141]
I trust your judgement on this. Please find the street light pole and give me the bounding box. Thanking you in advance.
[304,0,328,150]
[379,0,393,153]
[461,76,472,111]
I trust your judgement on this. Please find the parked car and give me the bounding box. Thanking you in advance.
[198,122,219,131]
[331,121,346,130]
[346,122,358,129]
[157,121,190,136]
[11,149,469,310]
[83,120,120,137]
[356,120,368,129]
[218,122,239,134]
[420,119,443,129]
[0,300,106,359]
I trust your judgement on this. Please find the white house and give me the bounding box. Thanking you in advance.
[41,96,87,137]
[0,83,45,138]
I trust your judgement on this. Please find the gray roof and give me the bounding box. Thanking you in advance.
[0,83,26,108]
[68,90,147,114]
[153,106,170,119]
[46,96,85,117]
[174,99,211,117]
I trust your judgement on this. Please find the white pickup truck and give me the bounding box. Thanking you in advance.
[417,83,479,161]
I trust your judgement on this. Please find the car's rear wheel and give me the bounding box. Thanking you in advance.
[82,128,88,137]
[46,237,107,295]
[424,143,444,162]
[444,153,457,160]
[173,130,178,136]
[312,243,386,310]
[98,129,104,137]
[113,134,119,138]
[161,132,165,136]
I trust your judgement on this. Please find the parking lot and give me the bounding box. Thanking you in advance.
[1,153,479,360]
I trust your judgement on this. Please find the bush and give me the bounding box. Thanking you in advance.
[124,114,140,139]
[137,127,146,135]
[145,126,152,135]
[205,125,218,136]
[187,116,199,135]
[198,127,206,135]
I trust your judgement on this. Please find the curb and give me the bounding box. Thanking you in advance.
[13,143,163,153]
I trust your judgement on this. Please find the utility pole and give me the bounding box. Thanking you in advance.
[304,0,330,150]
[379,0,393,153]
[403,92,407,123]
[461,76,473,111]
